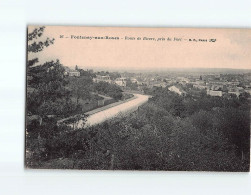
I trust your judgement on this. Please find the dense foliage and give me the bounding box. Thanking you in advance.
[94,81,123,100]
[26,27,127,167]
[27,86,250,171]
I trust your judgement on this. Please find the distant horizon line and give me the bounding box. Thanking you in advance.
[70,65,251,73]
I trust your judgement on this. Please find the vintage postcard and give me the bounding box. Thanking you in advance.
[26,26,250,171]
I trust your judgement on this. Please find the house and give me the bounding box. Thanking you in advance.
[228,89,240,97]
[93,75,113,84]
[228,91,240,97]
[68,70,80,77]
[64,67,80,77]
[168,86,186,96]
[193,84,208,90]
[130,78,138,83]
[115,77,127,87]
[207,90,223,97]
[245,89,251,95]
[227,87,241,97]
[195,80,205,85]
[178,77,190,85]
[152,82,167,88]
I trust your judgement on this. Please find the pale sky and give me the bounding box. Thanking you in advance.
[28,26,251,71]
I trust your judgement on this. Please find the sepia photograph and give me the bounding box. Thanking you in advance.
[25,26,250,172]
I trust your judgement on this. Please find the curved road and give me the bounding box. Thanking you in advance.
[76,93,150,128]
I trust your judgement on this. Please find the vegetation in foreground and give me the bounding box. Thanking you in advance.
[26,87,250,171]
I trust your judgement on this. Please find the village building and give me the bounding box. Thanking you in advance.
[177,77,190,85]
[93,75,113,84]
[64,66,80,77]
[207,90,223,97]
[228,91,240,97]
[152,82,167,88]
[193,85,208,90]
[228,88,240,97]
[115,77,127,87]
[130,78,138,83]
[244,89,251,95]
[168,86,186,96]
[68,70,80,77]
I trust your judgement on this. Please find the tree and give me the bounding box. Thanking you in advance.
[27,26,58,119]
[213,107,250,160]
[78,69,95,78]
[126,79,138,90]
[94,82,123,100]
[26,27,86,122]
[68,77,92,104]
[27,26,54,74]
[26,27,89,167]
[109,72,121,80]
